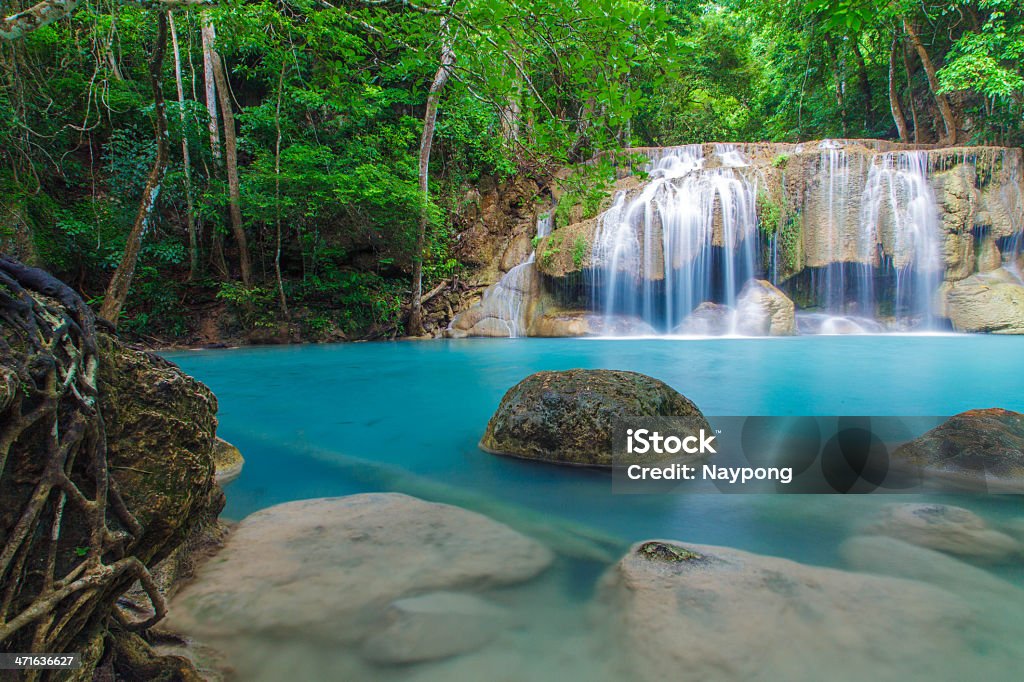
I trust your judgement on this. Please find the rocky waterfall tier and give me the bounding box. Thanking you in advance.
[451,139,1024,337]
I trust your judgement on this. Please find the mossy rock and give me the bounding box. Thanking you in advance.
[892,408,1024,490]
[637,541,704,563]
[479,369,709,467]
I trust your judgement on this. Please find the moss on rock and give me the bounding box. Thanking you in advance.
[480,369,709,467]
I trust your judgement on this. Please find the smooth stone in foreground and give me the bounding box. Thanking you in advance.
[480,369,709,467]
[167,494,553,645]
[861,503,1022,563]
[595,539,1005,682]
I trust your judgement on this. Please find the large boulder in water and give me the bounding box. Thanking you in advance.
[891,408,1024,491]
[594,539,1009,682]
[734,279,796,335]
[479,369,709,467]
[941,268,1024,333]
[167,494,552,650]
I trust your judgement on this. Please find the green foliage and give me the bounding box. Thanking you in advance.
[541,233,563,268]
[2,0,1024,341]
[779,213,803,272]
[571,236,588,269]
[758,192,783,237]
[216,282,279,330]
[553,158,616,229]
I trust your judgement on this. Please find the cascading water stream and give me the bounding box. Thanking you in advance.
[859,150,942,327]
[465,214,552,337]
[586,141,954,334]
[591,145,760,332]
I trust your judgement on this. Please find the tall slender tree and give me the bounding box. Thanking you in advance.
[99,12,170,325]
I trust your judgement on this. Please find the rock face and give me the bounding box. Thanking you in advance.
[861,503,1022,563]
[596,539,1004,682]
[734,279,796,335]
[942,268,1024,333]
[479,369,709,466]
[167,494,552,652]
[448,264,540,338]
[527,311,657,337]
[891,408,1024,490]
[0,258,223,678]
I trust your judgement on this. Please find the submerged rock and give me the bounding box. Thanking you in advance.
[479,369,709,467]
[527,311,657,337]
[167,494,552,649]
[796,313,885,335]
[213,437,245,484]
[839,535,1024,617]
[734,279,796,335]
[596,539,1001,682]
[861,503,1022,563]
[942,268,1024,333]
[673,302,734,335]
[891,408,1024,491]
[361,592,506,664]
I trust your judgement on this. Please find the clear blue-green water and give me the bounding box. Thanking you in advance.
[166,336,1024,566]
[164,336,1024,681]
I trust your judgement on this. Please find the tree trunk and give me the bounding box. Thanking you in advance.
[901,40,921,143]
[167,10,199,279]
[888,37,910,143]
[0,0,83,40]
[407,18,454,336]
[210,43,252,286]
[274,62,288,319]
[851,41,873,131]
[200,18,220,161]
[825,36,848,137]
[499,67,521,147]
[902,18,957,144]
[99,12,169,325]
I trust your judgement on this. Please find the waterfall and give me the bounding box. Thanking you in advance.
[591,144,759,331]
[450,214,551,337]
[584,141,957,334]
[485,214,552,337]
[859,151,942,327]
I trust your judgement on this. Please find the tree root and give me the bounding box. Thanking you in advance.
[0,256,165,671]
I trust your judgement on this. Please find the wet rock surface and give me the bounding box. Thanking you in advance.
[891,408,1024,490]
[942,268,1024,334]
[597,538,1023,682]
[860,503,1022,563]
[480,369,709,466]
